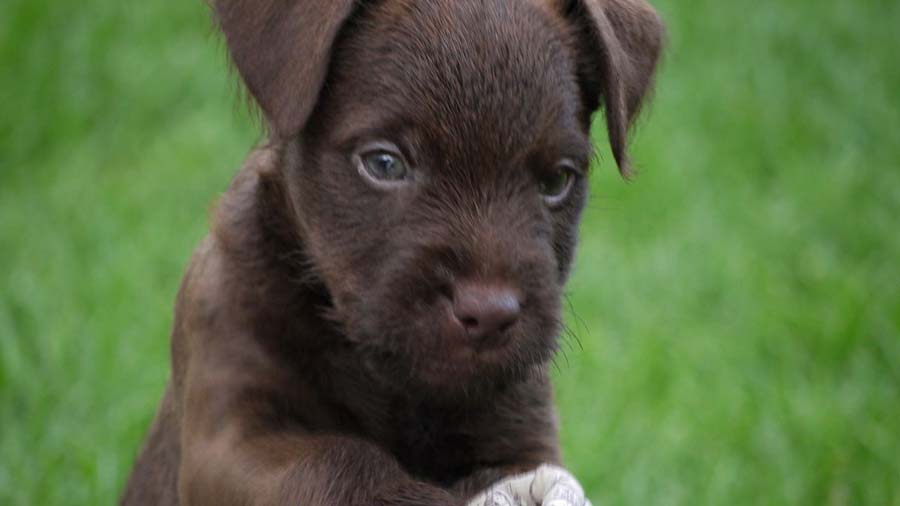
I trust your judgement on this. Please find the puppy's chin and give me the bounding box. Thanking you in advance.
[409,346,550,398]
[357,342,549,401]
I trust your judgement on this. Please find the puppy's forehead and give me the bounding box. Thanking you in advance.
[331,0,581,159]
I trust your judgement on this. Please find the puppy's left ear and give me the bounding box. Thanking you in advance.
[556,0,665,177]
[211,0,358,138]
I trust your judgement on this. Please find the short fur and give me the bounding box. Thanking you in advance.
[121,0,663,504]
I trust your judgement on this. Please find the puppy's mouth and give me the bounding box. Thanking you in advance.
[359,338,542,397]
[344,293,558,394]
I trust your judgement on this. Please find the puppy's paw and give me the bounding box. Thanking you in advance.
[467,465,590,506]
[467,472,536,506]
[528,465,590,506]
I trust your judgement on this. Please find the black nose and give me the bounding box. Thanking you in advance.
[452,282,521,343]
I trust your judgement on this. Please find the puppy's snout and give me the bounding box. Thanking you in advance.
[452,281,521,345]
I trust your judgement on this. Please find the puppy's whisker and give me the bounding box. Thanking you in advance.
[563,294,588,351]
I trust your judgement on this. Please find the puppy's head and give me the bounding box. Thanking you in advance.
[213,0,663,395]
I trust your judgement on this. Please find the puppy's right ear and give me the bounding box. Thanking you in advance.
[211,0,357,138]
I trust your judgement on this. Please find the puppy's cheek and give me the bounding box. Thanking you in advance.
[318,267,364,322]
[521,300,563,359]
[348,278,440,352]
[518,277,565,359]
[353,255,448,338]
[351,297,454,386]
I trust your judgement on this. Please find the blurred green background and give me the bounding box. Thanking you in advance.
[1,0,898,504]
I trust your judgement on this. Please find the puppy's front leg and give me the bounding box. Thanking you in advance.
[176,335,458,506]
[179,428,458,506]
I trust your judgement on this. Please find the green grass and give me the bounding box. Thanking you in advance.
[1,0,898,504]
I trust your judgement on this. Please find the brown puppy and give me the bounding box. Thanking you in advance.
[120,0,663,504]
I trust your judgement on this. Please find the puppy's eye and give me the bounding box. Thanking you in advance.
[539,161,578,206]
[364,151,407,180]
[356,144,410,187]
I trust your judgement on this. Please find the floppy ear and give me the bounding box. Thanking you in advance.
[558,0,665,177]
[211,0,358,137]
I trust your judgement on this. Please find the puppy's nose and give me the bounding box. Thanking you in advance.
[452,282,521,344]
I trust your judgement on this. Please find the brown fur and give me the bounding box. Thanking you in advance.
[120,0,663,504]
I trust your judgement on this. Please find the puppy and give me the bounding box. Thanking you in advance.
[121,0,663,504]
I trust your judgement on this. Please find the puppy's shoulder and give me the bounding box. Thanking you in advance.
[171,146,283,350]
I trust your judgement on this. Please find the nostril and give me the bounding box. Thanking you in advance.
[460,316,479,329]
[452,281,521,343]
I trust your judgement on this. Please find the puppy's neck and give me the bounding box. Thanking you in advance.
[209,143,332,345]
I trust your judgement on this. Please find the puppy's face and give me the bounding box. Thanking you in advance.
[212,0,663,394]
[289,1,587,392]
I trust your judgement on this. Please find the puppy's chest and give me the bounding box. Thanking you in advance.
[382,405,480,485]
